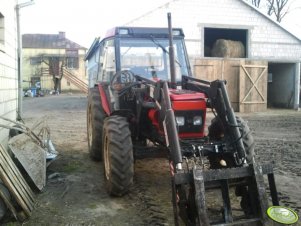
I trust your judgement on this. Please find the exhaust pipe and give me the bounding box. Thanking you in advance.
[167,13,177,89]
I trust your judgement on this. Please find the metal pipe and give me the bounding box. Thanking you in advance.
[219,82,246,164]
[167,13,176,89]
[16,0,35,120]
[294,62,300,110]
[162,81,182,165]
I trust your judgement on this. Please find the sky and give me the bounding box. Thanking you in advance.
[19,0,301,49]
[19,0,170,48]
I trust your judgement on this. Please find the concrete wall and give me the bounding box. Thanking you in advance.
[22,48,87,92]
[0,0,18,144]
[125,0,301,61]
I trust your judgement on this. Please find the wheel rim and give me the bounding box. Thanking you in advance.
[87,104,93,148]
[103,134,110,180]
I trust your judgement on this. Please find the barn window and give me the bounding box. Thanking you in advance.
[204,28,248,58]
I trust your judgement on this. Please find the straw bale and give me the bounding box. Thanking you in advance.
[211,39,245,58]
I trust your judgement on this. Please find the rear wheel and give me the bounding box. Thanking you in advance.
[102,115,134,196]
[87,87,106,161]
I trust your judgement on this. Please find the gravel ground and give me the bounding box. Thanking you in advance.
[2,93,300,226]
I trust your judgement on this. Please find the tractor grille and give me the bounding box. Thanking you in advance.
[174,110,204,134]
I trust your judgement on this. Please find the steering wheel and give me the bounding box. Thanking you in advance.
[110,70,136,90]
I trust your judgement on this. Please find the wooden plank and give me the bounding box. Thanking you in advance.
[0,152,33,214]
[0,159,32,217]
[0,144,35,201]
[194,59,223,81]
[223,59,241,111]
[0,185,18,220]
[194,58,242,111]
[0,148,35,208]
[0,144,35,219]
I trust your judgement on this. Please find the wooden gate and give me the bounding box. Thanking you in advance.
[239,62,267,112]
[193,58,268,112]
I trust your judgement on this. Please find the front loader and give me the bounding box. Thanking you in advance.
[85,13,283,225]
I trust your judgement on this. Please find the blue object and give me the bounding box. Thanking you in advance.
[31,88,37,97]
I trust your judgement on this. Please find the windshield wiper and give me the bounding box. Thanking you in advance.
[149,35,182,67]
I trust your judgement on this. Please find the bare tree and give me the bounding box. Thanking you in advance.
[266,0,275,15]
[267,0,290,22]
[247,0,294,22]
[252,0,262,8]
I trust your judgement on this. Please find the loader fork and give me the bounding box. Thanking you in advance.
[173,163,279,226]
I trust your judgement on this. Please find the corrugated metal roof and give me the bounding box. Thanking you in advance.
[22,32,86,49]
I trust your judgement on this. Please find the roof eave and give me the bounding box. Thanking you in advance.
[240,0,301,43]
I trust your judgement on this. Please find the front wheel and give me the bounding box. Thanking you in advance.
[87,87,106,161]
[236,116,255,164]
[102,115,134,196]
[208,116,255,165]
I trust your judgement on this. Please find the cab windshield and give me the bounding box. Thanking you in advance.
[119,38,189,81]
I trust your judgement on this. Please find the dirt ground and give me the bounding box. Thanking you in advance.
[2,93,301,226]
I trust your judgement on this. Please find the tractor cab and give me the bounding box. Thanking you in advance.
[86,27,192,87]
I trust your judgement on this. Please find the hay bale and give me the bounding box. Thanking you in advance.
[211,39,245,58]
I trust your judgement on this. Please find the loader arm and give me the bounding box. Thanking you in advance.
[182,76,246,165]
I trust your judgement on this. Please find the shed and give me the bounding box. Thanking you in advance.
[125,0,301,112]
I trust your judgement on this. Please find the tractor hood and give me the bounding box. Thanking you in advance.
[169,89,206,101]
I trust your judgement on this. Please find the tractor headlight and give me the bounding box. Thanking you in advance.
[193,116,202,125]
[176,116,185,126]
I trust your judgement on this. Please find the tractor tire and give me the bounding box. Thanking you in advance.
[87,87,106,161]
[102,115,134,196]
[236,116,255,163]
[208,116,255,164]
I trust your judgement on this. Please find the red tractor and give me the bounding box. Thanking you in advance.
[85,14,279,225]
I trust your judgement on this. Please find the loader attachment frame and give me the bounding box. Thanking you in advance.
[156,76,280,225]
[164,13,279,225]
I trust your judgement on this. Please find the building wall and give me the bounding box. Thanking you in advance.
[0,0,18,144]
[125,0,301,110]
[22,48,87,92]
[125,0,301,61]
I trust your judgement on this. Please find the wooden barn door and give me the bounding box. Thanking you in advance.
[239,61,268,112]
[194,59,242,111]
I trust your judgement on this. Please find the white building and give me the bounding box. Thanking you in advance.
[0,0,18,144]
[125,0,301,110]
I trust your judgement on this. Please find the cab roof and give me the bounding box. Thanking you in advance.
[104,26,185,39]
[85,26,185,60]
